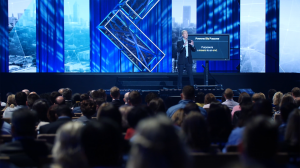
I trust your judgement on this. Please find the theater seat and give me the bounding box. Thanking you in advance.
[0,135,13,144]
[74,113,82,117]
[191,152,240,168]
[37,134,56,144]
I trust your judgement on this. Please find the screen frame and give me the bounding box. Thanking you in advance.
[188,34,230,61]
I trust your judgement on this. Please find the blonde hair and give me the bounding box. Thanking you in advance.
[52,122,87,168]
[2,94,15,112]
[171,108,185,127]
[272,92,283,106]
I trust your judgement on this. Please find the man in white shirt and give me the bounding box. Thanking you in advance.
[222,88,239,109]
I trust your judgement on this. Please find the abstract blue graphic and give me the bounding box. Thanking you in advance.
[98,0,165,72]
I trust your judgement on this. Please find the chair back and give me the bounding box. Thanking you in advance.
[37,134,56,144]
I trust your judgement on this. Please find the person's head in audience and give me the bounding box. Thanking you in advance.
[81,100,96,118]
[253,99,273,117]
[29,92,37,95]
[123,92,130,104]
[50,91,61,105]
[268,89,277,100]
[95,98,106,111]
[128,91,142,106]
[15,92,27,106]
[56,105,72,118]
[252,93,265,103]
[32,99,50,122]
[127,115,190,168]
[148,98,166,114]
[97,89,107,101]
[221,92,226,102]
[11,108,38,138]
[259,92,266,99]
[39,93,51,105]
[97,103,122,127]
[55,96,65,105]
[207,103,232,142]
[184,102,200,115]
[237,97,254,127]
[110,86,120,100]
[80,119,122,167]
[119,105,133,129]
[181,85,195,100]
[239,96,252,106]
[88,90,95,100]
[273,91,283,107]
[80,93,89,101]
[72,93,81,107]
[58,88,64,95]
[224,88,234,100]
[242,116,278,163]
[145,92,158,105]
[62,88,72,100]
[285,109,300,146]
[52,122,87,168]
[238,92,250,104]
[22,89,30,95]
[171,108,185,127]
[280,102,297,124]
[291,87,300,99]
[127,105,150,130]
[279,94,295,107]
[295,98,300,108]
[195,92,205,104]
[48,105,59,122]
[6,94,15,108]
[182,112,210,152]
[204,93,216,105]
[26,94,40,109]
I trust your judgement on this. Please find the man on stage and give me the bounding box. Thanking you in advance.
[177,30,196,89]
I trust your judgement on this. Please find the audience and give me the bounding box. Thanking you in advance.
[291,87,300,100]
[119,105,133,131]
[127,115,190,168]
[50,91,61,105]
[0,108,52,167]
[47,104,59,123]
[39,105,72,134]
[278,102,297,142]
[110,86,124,108]
[252,92,266,103]
[231,92,250,118]
[62,88,72,108]
[1,94,15,113]
[166,85,207,118]
[71,93,81,108]
[52,122,87,168]
[76,99,96,123]
[171,108,185,127]
[128,91,142,107]
[273,91,283,111]
[72,93,89,113]
[22,89,30,95]
[58,88,64,95]
[26,93,40,109]
[32,99,50,130]
[123,92,130,105]
[222,88,239,109]
[232,97,253,126]
[145,92,158,106]
[3,92,27,118]
[97,103,122,128]
[203,93,217,108]
[148,98,166,115]
[267,89,277,104]
[195,92,205,107]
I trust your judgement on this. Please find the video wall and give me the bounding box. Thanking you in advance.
[6,0,300,73]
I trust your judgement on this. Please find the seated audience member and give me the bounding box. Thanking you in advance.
[231,92,250,118]
[274,94,295,117]
[278,103,297,142]
[39,105,72,134]
[223,100,254,152]
[123,92,130,105]
[203,93,217,108]
[94,89,107,101]
[267,89,277,104]
[58,88,64,95]
[184,102,201,115]
[0,115,11,135]
[128,91,142,107]
[291,87,300,100]
[232,97,252,126]
[110,86,124,108]
[171,108,185,127]
[195,92,205,107]
[119,105,133,132]
[52,122,87,168]
[148,98,166,115]
[32,99,50,130]
[47,105,59,123]
[80,120,122,167]
[166,85,207,118]
[253,99,273,118]
[125,105,150,140]
[72,93,89,114]
[0,108,52,167]
[182,112,211,153]
[207,103,232,147]
[3,92,27,118]
[241,116,278,168]
[71,93,81,108]
[273,92,283,111]
[252,93,266,103]
[39,93,51,104]
[50,91,61,105]
[76,100,96,123]
[26,94,40,109]
[127,115,190,168]
[22,89,30,95]
[97,103,122,128]
[1,94,15,113]
[222,88,239,109]
[55,96,65,105]
[62,88,72,108]
[145,92,158,106]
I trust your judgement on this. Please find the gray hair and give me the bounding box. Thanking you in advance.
[181,30,188,34]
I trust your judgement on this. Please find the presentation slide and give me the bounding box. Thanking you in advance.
[188,35,230,60]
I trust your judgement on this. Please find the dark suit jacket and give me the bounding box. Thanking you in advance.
[177,39,197,65]
[0,139,52,167]
[39,117,72,134]
[111,100,124,108]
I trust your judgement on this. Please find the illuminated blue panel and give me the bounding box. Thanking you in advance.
[119,0,160,20]
[98,9,165,72]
